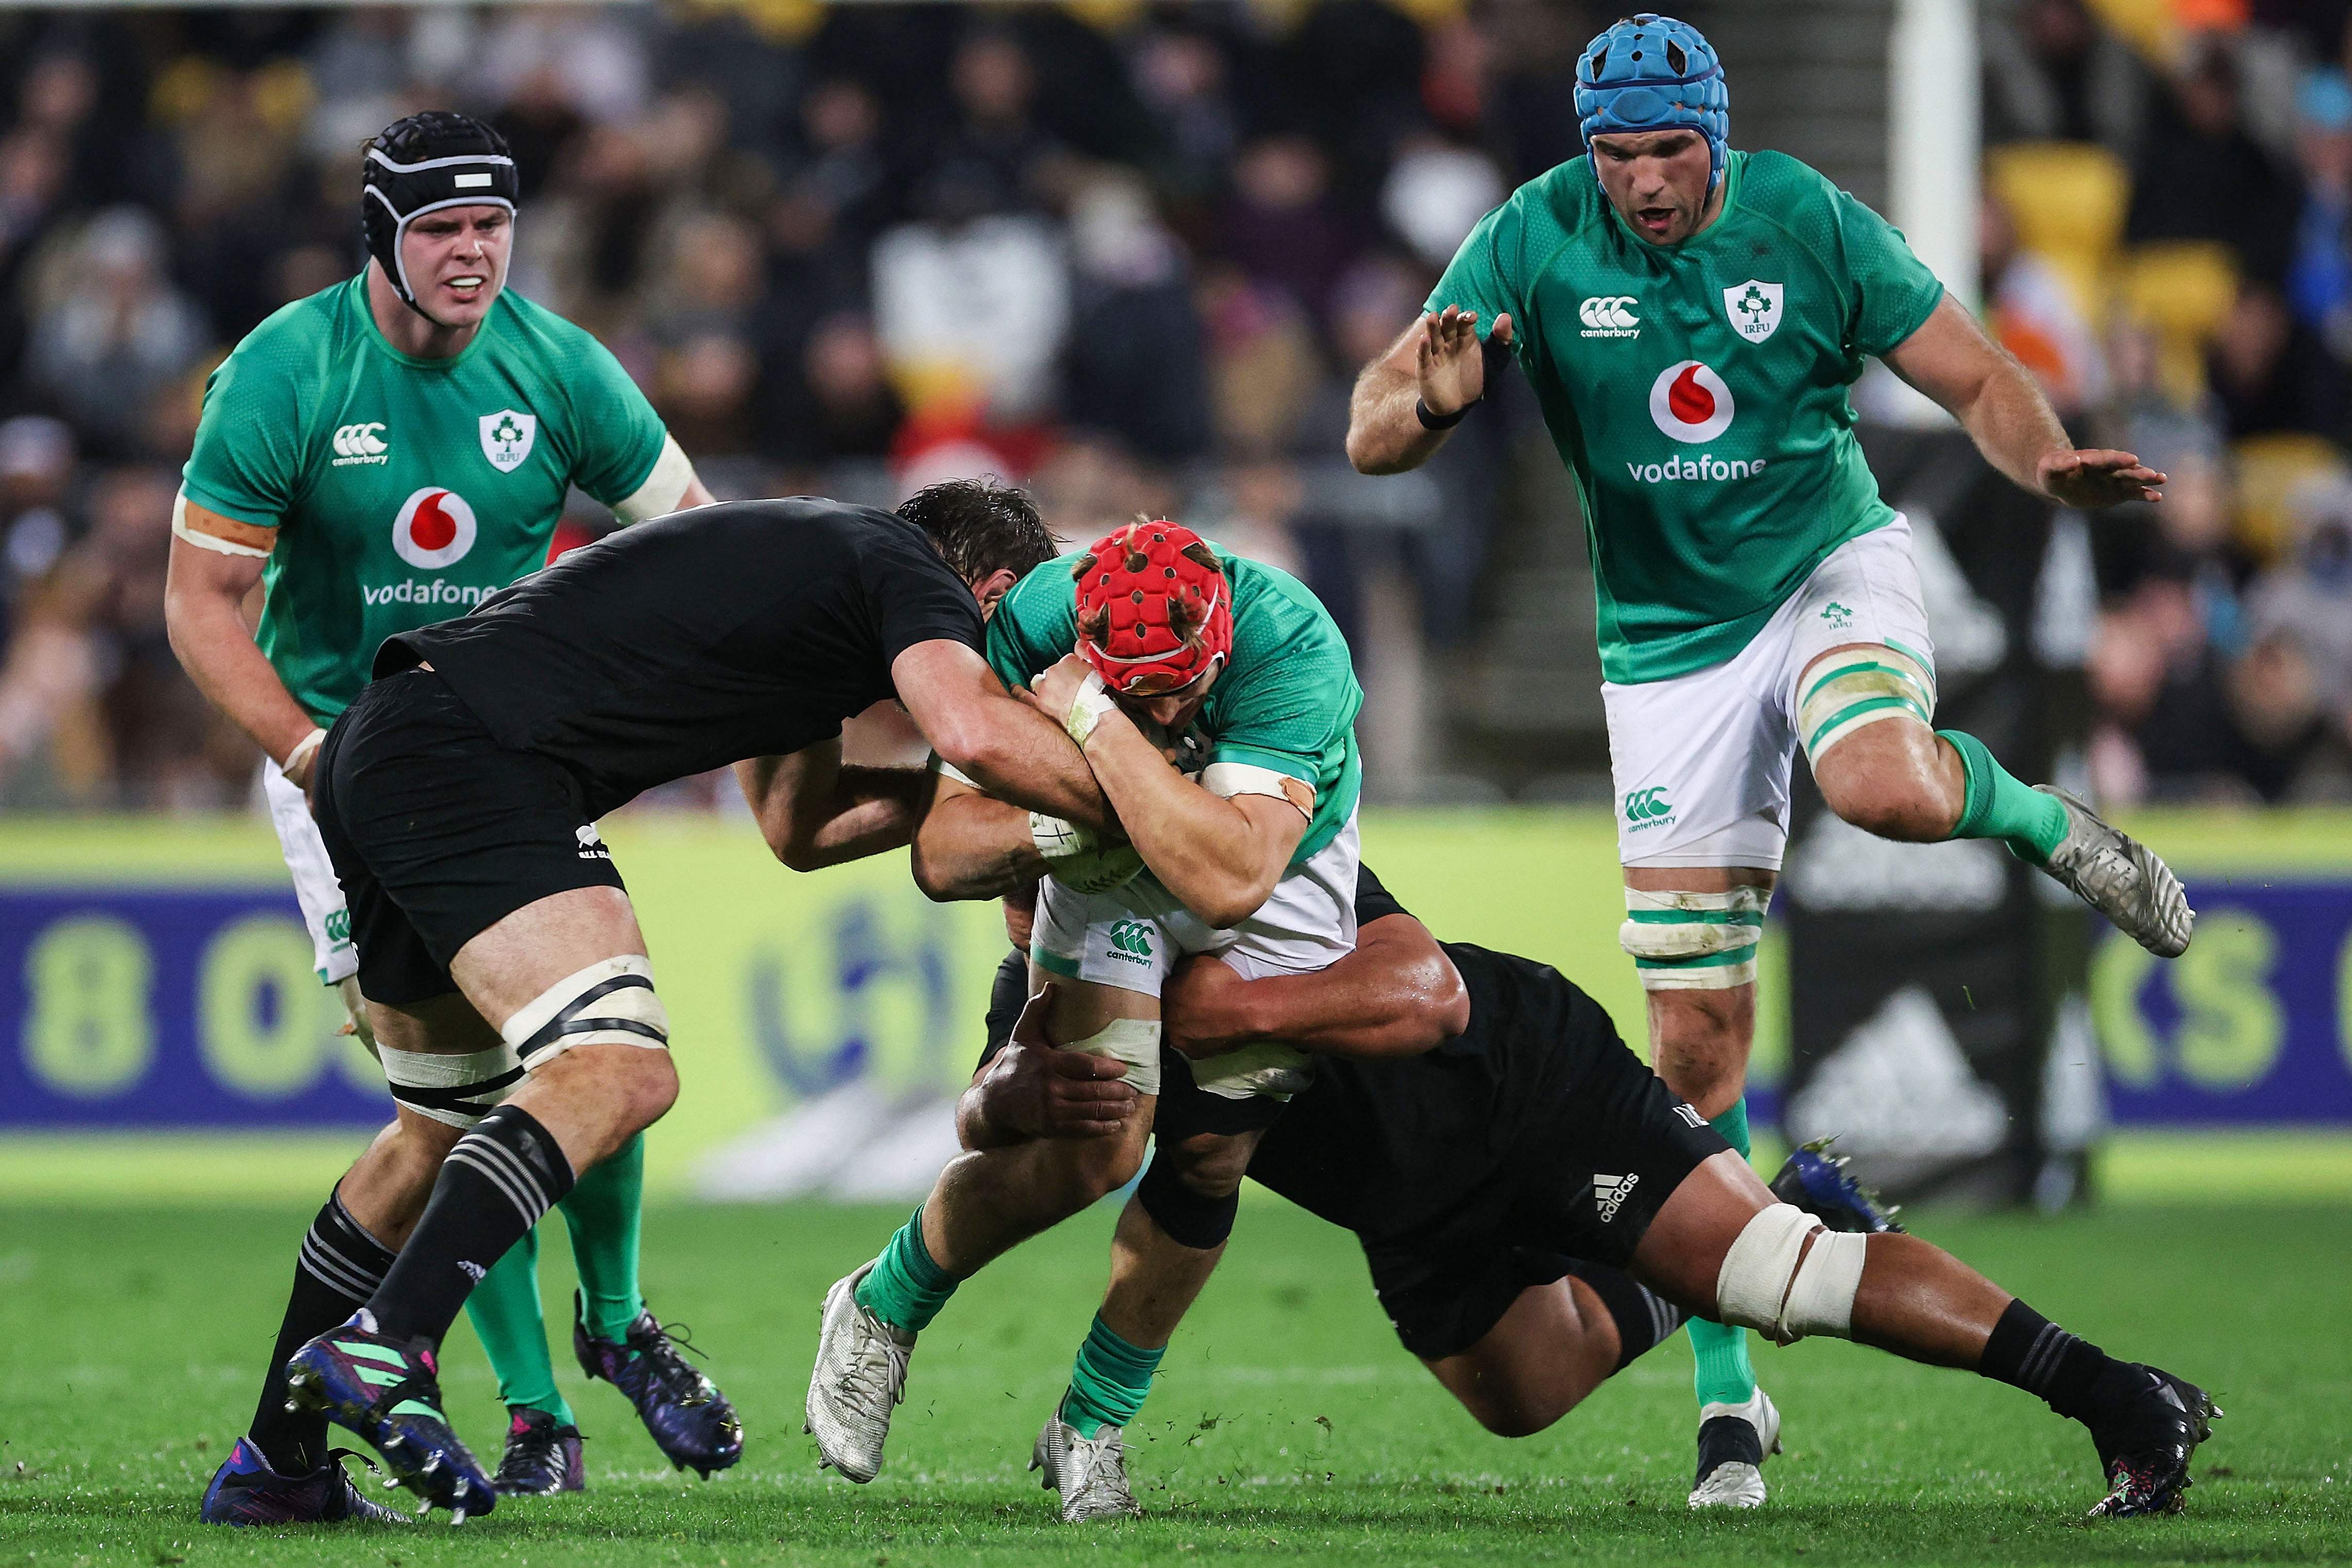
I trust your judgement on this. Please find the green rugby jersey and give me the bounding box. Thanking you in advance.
[1428,149,1945,684]
[986,552,1363,865]
[180,275,671,723]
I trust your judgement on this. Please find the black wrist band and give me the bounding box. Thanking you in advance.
[1416,396,1475,430]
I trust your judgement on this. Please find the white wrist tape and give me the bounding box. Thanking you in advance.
[281,729,325,784]
[1063,669,1118,747]
[1713,1201,1869,1344]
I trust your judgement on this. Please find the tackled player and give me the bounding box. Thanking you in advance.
[1347,12,2194,1508]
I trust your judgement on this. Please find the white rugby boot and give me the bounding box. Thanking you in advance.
[804,1264,913,1483]
[1688,1387,1781,1509]
[2033,786,2194,958]
[1031,1408,1142,1522]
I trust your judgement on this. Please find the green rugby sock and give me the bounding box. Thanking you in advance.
[466,1226,577,1425]
[1688,1099,1758,1412]
[559,1131,646,1343]
[854,1206,959,1334]
[1060,1313,1165,1439]
[1938,729,2068,864]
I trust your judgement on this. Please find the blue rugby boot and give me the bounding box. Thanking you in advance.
[199,1437,411,1526]
[1769,1137,1905,1234]
[574,1293,744,1478]
[283,1314,497,1521]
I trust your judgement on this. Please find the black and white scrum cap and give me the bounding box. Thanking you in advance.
[361,111,519,312]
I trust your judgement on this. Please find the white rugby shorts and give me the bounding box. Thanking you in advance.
[1030,811,1359,1099]
[262,758,357,985]
[1604,515,1936,871]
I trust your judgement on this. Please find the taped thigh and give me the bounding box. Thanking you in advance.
[1064,1017,1163,1096]
[1713,1201,1868,1344]
[500,955,671,1068]
[1794,641,1936,763]
[380,1041,525,1129]
[1620,884,1768,991]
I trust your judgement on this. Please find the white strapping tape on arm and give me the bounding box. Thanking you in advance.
[173,488,272,558]
[928,752,980,789]
[612,433,697,523]
[1200,761,1314,819]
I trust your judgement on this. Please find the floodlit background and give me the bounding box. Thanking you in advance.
[0,0,2346,1208]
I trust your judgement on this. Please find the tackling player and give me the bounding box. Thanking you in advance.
[968,868,2217,1521]
[805,521,1364,1520]
[1345,12,2193,1507]
[167,113,731,1522]
[269,482,1111,1520]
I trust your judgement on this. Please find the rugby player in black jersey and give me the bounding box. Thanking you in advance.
[957,867,2217,1521]
[267,481,1113,1518]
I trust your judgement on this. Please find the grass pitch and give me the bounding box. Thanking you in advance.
[3,1197,2346,1567]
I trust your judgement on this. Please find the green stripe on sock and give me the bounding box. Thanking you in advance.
[855,1206,959,1334]
[1624,908,1763,927]
[559,1131,646,1345]
[1633,944,1757,971]
[1690,1097,1757,1409]
[1061,1314,1165,1440]
[1938,729,2068,863]
[465,1227,577,1427]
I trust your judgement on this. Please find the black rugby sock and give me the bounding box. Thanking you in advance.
[1978,1298,2131,1421]
[368,1105,573,1347]
[1562,1260,1689,1372]
[249,1190,397,1473]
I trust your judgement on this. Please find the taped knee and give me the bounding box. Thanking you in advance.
[1620,885,1768,991]
[1136,1150,1239,1249]
[1796,642,1935,762]
[380,1043,524,1129]
[1713,1201,1869,1344]
[1064,1018,1163,1096]
[501,955,671,1068]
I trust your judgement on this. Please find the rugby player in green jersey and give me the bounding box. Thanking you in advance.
[807,520,1365,1520]
[1346,13,2192,1509]
[171,113,731,1523]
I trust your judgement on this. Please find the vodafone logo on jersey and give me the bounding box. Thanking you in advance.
[390,487,479,570]
[1648,361,1735,444]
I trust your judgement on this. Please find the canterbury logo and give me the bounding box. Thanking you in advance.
[1579,295,1640,335]
[1624,787,1673,824]
[1594,1171,1640,1222]
[331,422,389,466]
[1106,919,1155,962]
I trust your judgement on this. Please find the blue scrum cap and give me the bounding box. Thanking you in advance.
[1575,13,1730,191]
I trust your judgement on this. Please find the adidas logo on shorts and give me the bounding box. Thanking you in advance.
[1594,1172,1640,1223]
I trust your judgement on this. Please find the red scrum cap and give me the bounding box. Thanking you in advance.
[1071,520,1233,696]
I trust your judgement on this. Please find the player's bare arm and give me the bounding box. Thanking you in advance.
[955,984,1139,1149]
[909,771,1055,900]
[162,509,323,786]
[1162,911,1468,1061]
[892,639,1114,831]
[1031,652,1307,929]
[1883,294,2165,508]
[734,740,931,872]
[1344,305,1513,475]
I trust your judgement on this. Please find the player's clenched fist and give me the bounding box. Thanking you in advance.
[1418,305,1514,419]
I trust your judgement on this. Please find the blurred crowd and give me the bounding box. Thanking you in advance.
[1984,0,2352,804]
[0,0,1557,809]
[7,0,2352,812]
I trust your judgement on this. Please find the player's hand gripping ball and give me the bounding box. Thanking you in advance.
[1030,812,1145,894]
